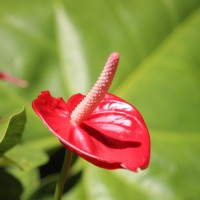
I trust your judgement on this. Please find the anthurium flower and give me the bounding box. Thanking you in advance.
[0,72,28,87]
[32,52,150,172]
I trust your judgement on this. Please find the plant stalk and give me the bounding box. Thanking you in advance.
[53,149,73,200]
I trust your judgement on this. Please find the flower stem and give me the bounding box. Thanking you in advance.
[53,149,73,200]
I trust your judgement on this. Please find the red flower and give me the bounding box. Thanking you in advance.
[32,53,150,172]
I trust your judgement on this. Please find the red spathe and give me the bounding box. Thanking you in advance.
[32,91,150,172]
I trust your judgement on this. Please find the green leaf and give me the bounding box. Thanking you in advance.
[4,144,49,171]
[113,3,200,200]
[150,131,200,199]
[115,7,200,132]
[0,107,26,154]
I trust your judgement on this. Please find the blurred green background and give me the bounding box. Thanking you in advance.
[0,0,200,199]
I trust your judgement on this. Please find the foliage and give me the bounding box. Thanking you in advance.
[0,0,200,199]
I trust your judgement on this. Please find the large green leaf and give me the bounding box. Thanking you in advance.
[114,5,200,199]
[0,0,200,199]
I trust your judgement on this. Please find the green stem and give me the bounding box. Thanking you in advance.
[53,150,73,200]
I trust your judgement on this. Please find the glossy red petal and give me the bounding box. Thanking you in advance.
[32,91,150,172]
[32,91,119,168]
[83,93,150,171]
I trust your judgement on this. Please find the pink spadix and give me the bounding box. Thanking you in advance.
[71,52,119,124]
